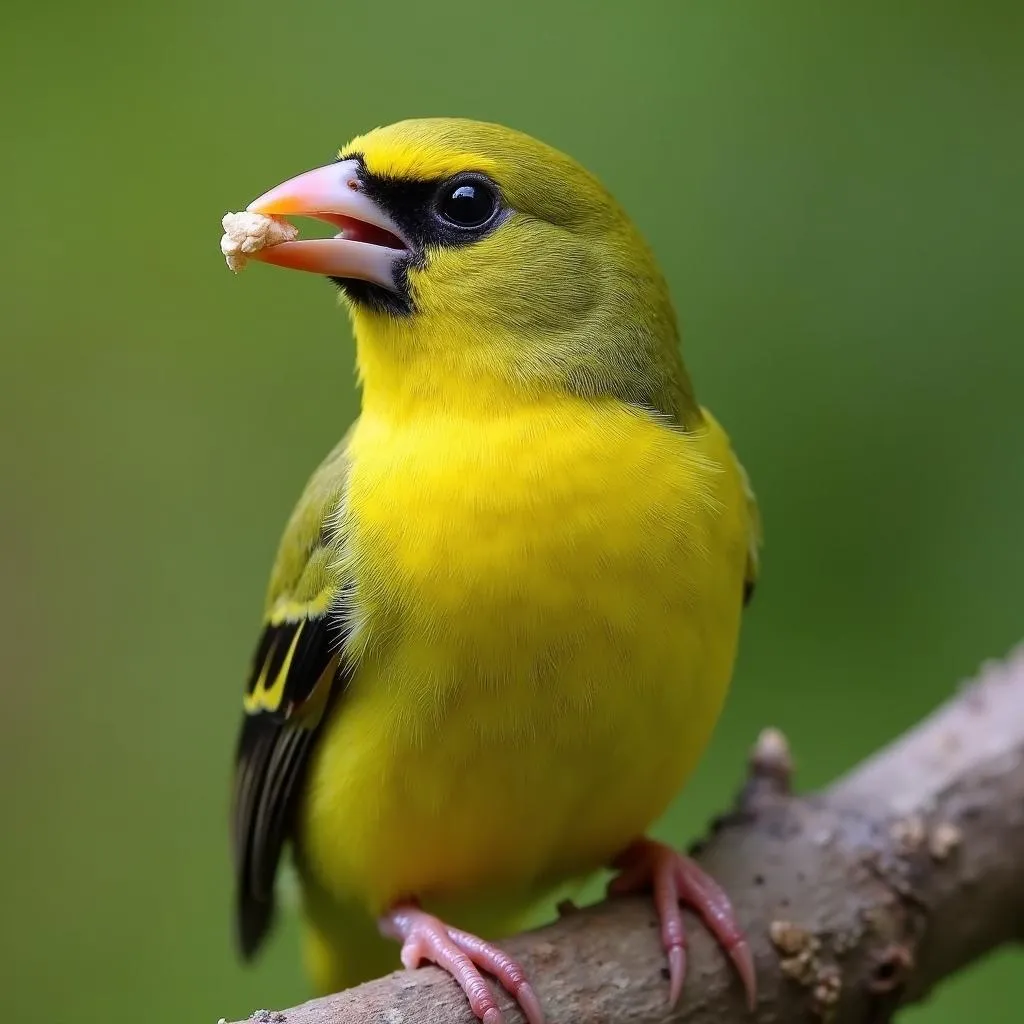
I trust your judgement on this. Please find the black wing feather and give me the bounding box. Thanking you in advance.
[232,614,348,959]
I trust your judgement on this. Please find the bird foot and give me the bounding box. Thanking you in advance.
[608,838,756,1010]
[379,902,545,1024]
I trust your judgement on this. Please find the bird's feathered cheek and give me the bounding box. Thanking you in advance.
[403,224,604,332]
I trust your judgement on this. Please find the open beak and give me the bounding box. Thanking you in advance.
[245,159,409,290]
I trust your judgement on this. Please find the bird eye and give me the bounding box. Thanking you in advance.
[435,176,500,230]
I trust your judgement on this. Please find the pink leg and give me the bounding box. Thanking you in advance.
[379,903,545,1024]
[608,838,756,1010]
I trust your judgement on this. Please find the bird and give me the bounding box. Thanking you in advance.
[229,117,762,1024]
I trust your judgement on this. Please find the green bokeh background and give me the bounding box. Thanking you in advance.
[2,2,1021,1021]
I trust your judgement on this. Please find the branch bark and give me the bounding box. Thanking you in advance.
[228,646,1024,1024]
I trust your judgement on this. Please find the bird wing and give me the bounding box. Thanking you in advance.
[231,430,354,959]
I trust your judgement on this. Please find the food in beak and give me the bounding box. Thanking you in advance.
[221,212,300,273]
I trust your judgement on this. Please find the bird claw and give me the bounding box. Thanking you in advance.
[667,944,687,1007]
[609,838,756,1010]
[380,903,545,1024]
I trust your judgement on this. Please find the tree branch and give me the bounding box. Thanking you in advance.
[227,645,1024,1024]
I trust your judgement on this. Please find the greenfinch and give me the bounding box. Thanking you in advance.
[229,118,761,1024]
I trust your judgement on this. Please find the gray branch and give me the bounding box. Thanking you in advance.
[226,645,1024,1024]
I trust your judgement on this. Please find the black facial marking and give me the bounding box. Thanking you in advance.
[358,169,506,251]
[329,275,414,316]
[330,152,506,314]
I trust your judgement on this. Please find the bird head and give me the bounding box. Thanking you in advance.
[245,118,696,421]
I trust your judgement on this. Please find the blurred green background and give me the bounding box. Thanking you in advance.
[1,1,1021,1021]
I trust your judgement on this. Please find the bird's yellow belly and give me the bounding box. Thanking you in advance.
[299,399,747,925]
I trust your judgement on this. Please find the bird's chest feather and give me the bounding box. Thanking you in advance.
[343,401,728,670]
[301,399,747,911]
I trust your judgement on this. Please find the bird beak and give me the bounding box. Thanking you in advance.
[244,159,408,289]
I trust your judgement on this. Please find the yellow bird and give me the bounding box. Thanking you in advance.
[229,118,762,1024]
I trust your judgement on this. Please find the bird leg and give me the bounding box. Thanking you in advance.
[379,902,545,1024]
[608,837,757,1010]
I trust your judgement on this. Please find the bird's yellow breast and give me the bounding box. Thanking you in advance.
[299,396,749,925]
